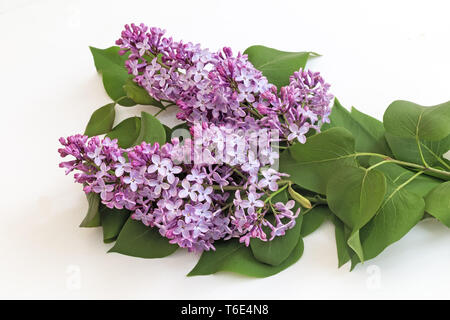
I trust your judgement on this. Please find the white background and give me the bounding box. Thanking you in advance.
[1,0,449,299]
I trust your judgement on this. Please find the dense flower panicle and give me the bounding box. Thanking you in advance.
[256,69,333,143]
[59,24,334,253]
[116,23,273,125]
[116,24,333,142]
[58,125,300,251]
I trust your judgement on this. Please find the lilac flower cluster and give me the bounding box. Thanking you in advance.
[257,69,333,143]
[59,24,333,253]
[58,123,299,251]
[116,24,272,125]
[116,23,333,142]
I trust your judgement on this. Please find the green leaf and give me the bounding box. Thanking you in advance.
[265,187,289,204]
[368,158,442,197]
[188,240,242,276]
[100,206,130,243]
[352,177,425,267]
[424,181,450,227]
[327,166,386,262]
[280,127,357,194]
[172,123,190,131]
[163,124,172,143]
[89,46,135,106]
[250,189,302,266]
[327,166,386,230]
[332,215,352,267]
[244,45,316,88]
[300,205,331,237]
[79,193,101,227]
[123,79,165,108]
[188,238,304,278]
[383,100,450,170]
[106,116,141,148]
[384,133,450,170]
[321,99,392,165]
[109,218,177,258]
[84,103,116,137]
[250,215,303,266]
[347,230,364,263]
[350,106,393,157]
[384,100,450,141]
[135,111,166,146]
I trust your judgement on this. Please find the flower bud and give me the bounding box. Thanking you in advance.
[288,185,312,209]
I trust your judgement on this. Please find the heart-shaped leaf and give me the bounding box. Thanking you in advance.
[384,100,450,141]
[163,124,172,143]
[250,214,303,266]
[172,123,190,131]
[79,193,101,228]
[327,166,386,230]
[134,111,166,146]
[188,238,304,278]
[109,218,177,258]
[327,166,386,262]
[351,176,425,268]
[332,216,353,267]
[368,158,442,197]
[350,106,392,157]
[383,100,450,170]
[322,99,393,162]
[244,45,317,88]
[100,206,130,243]
[385,133,450,171]
[280,127,357,194]
[89,46,135,106]
[123,79,165,108]
[424,181,450,227]
[300,205,331,237]
[106,116,141,148]
[84,103,116,137]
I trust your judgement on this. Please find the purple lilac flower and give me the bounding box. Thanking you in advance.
[178,180,198,201]
[259,69,333,142]
[116,24,333,142]
[115,24,274,126]
[92,178,114,201]
[258,168,282,191]
[58,128,301,252]
[58,24,333,253]
[123,168,145,192]
[287,123,310,144]
[114,156,131,177]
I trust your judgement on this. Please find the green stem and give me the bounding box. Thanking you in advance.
[302,204,318,216]
[219,202,233,213]
[144,51,170,70]
[415,113,430,168]
[264,183,289,204]
[247,107,263,119]
[210,185,243,191]
[114,97,127,104]
[355,152,450,179]
[154,109,164,117]
[231,167,247,180]
[384,170,424,204]
[304,195,328,205]
[416,135,430,168]
[277,179,292,186]
[366,160,391,171]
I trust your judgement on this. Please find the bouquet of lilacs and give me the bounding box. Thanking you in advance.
[59,23,450,277]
